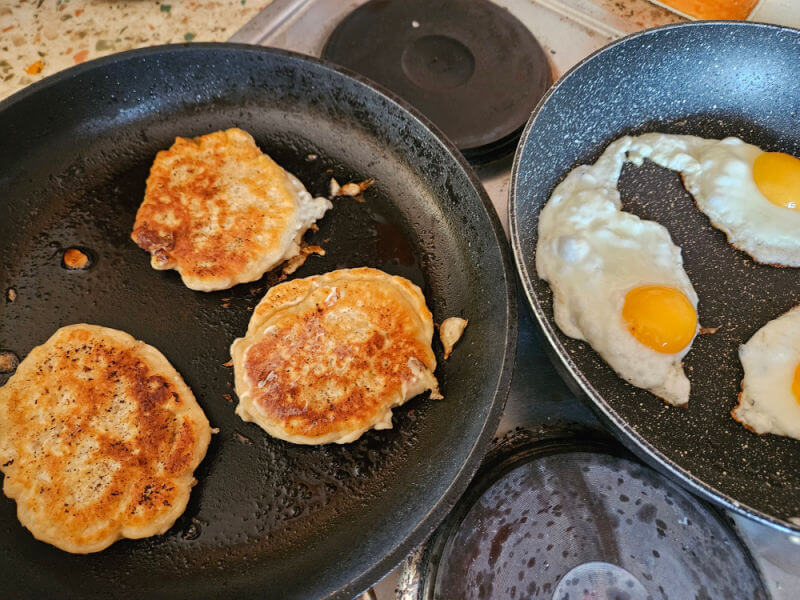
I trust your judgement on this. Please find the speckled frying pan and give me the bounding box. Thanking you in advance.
[0,45,516,599]
[511,21,800,534]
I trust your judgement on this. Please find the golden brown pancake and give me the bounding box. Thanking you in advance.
[131,128,331,291]
[231,267,441,444]
[0,325,211,553]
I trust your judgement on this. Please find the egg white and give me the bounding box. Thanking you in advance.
[627,133,800,266]
[734,306,800,440]
[537,137,699,406]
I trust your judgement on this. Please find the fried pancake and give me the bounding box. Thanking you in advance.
[0,325,211,553]
[231,267,441,444]
[131,128,332,291]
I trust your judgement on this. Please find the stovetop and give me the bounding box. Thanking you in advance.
[230,1,800,597]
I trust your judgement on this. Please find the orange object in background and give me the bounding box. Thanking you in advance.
[655,0,759,20]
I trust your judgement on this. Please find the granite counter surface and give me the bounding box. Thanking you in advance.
[0,0,272,101]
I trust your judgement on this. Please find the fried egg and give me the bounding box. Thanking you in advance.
[537,137,699,406]
[627,133,800,266]
[733,306,800,440]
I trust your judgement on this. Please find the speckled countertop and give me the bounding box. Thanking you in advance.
[0,0,272,101]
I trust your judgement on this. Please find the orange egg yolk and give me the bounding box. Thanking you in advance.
[753,152,800,210]
[622,285,697,354]
[792,363,800,406]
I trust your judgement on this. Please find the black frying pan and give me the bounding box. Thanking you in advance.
[511,21,800,534]
[0,44,516,599]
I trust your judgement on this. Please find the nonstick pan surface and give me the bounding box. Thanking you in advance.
[0,45,516,599]
[511,22,800,534]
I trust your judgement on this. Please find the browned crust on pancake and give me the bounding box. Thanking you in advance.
[231,267,438,444]
[0,325,211,553]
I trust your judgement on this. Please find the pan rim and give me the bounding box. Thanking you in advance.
[509,20,800,536]
[0,43,518,598]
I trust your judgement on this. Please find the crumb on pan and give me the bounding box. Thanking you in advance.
[282,245,326,276]
[62,248,90,269]
[440,317,468,359]
[233,432,252,445]
[0,351,19,373]
[329,177,375,201]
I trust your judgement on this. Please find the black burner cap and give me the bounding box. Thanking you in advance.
[323,0,551,164]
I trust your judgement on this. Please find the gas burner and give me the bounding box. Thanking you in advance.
[400,438,767,599]
[322,0,551,165]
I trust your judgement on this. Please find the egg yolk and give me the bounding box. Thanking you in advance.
[792,363,800,406]
[753,152,800,210]
[622,286,697,354]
